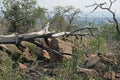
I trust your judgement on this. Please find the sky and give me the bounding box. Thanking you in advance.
[0,0,120,17]
[37,0,120,17]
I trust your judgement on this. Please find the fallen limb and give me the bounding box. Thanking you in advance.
[0,23,98,58]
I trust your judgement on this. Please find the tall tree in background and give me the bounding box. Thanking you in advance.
[65,8,80,31]
[50,6,80,32]
[33,6,47,28]
[1,0,46,33]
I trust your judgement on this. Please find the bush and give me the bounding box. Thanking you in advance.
[89,36,108,54]
[0,52,23,80]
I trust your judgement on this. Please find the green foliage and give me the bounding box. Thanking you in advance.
[115,31,120,41]
[89,37,107,54]
[55,49,84,80]
[100,23,120,41]
[33,7,47,28]
[1,1,80,33]
[2,0,46,33]
[50,6,80,32]
[99,23,120,53]
[55,60,80,80]
[0,52,23,80]
[101,24,115,41]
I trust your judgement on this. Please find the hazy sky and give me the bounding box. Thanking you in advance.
[37,0,120,17]
[0,0,120,17]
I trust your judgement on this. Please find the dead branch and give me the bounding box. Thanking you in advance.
[109,0,117,9]
[0,26,95,44]
[0,22,97,56]
[65,9,80,31]
[102,14,114,23]
[87,0,120,33]
[67,27,98,37]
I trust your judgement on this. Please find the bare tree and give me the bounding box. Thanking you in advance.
[50,6,80,31]
[86,0,120,33]
[65,9,80,31]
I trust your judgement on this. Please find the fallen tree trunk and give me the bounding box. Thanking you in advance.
[0,23,98,60]
[0,22,97,44]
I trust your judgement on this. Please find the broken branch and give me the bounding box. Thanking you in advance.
[87,0,120,33]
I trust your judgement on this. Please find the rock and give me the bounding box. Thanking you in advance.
[18,63,28,70]
[22,47,33,61]
[84,54,100,68]
[94,61,106,72]
[42,50,50,59]
[0,44,19,53]
[0,44,34,61]
[103,71,115,80]
[116,73,120,78]
[104,53,118,65]
[76,67,99,79]
[39,38,51,47]
[50,38,73,53]
[49,38,73,62]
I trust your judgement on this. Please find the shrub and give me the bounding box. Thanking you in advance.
[0,52,23,80]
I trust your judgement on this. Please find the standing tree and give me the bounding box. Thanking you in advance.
[65,8,80,31]
[1,0,46,34]
[33,6,47,29]
[50,6,80,32]
[86,0,120,33]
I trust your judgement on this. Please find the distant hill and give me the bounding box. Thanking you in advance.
[77,16,120,25]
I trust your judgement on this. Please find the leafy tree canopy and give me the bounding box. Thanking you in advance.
[2,0,46,33]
